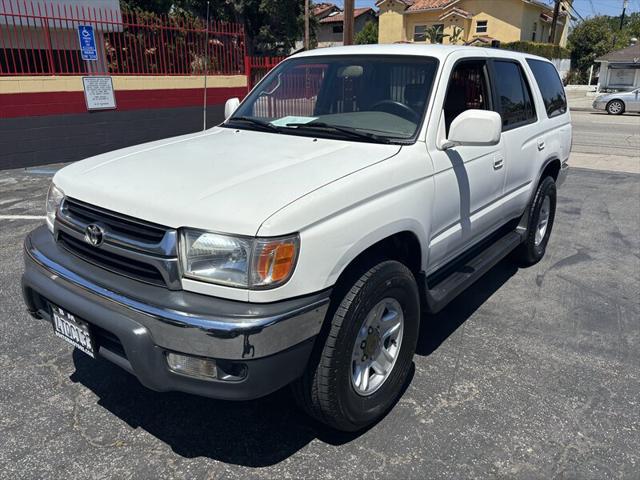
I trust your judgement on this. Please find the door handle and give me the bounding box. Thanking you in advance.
[493,156,504,170]
[537,139,546,151]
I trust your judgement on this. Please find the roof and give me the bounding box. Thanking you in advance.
[439,6,471,20]
[312,2,340,18]
[291,43,551,63]
[319,8,376,23]
[595,44,640,63]
[0,0,122,29]
[406,0,457,12]
[376,0,558,14]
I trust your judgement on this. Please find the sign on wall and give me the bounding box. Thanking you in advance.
[77,25,98,61]
[82,77,116,111]
[610,69,635,86]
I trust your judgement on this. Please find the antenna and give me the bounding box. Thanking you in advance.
[203,1,210,131]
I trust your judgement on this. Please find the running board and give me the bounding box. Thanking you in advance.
[424,230,524,314]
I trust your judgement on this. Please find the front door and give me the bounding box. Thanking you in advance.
[426,57,507,274]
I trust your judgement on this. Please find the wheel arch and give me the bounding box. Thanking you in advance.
[329,224,425,296]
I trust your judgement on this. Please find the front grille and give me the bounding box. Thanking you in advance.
[58,231,166,286]
[64,197,168,244]
[56,197,180,289]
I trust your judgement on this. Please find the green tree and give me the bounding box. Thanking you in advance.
[449,26,463,45]
[568,13,640,81]
[355,21,378,45]
[425,25,447,44]
[121,0,306,54]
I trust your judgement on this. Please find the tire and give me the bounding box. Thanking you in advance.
[293,260,420,431]
[515,176,557,266]
[606,99,625,115]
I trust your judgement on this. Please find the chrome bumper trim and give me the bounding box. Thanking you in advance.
[24,234,329,360]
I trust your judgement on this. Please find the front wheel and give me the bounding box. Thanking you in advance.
[293,260,420,431]
[606,100,625,115]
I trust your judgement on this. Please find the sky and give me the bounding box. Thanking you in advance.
[333,0,640,19]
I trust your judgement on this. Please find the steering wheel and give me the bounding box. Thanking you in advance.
[370,100,419,123]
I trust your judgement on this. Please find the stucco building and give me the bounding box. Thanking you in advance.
[595,44,640,91]
[377,0,571,47]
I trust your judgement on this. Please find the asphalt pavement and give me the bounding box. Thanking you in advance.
[0,112,638,479]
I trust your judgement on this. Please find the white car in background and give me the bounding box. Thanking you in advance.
[22,45,571,431]
[593,88,640,114]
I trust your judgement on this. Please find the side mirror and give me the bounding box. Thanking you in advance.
[442,110,502,149]
[224,97,240,120]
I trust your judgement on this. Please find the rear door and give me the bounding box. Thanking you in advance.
[426,55,507,273]
[487,58,540,221]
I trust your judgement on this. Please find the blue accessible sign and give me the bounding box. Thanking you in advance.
[77,25,97,61]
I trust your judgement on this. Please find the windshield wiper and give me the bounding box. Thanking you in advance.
[226,116,281,133]
[285,122,393,144]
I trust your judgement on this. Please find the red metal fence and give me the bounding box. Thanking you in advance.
[246,55,286,90]
[0,0,245,76]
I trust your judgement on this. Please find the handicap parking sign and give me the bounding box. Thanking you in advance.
[78,25,97,61]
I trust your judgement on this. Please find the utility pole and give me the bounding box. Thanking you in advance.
[304,0,310,50]
[343,0,354,46]
[549,0,561,45]
[620,0,629,30]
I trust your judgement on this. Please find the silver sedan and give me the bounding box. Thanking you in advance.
[592,88,640,115]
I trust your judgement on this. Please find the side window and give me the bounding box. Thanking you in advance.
[443,60,490,134]
[492,60,536,130]
[526,59,567,118]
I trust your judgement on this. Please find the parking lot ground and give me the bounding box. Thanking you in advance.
[0,112,639,479]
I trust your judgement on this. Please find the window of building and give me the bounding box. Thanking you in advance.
[531,22,537,42]
[413,25,427,42]
[332,24,343,34]
[476,20,488,34]
[526,59,567,118]
[443,60,491,134]
[433,24,445,44]
[492,60,536,130]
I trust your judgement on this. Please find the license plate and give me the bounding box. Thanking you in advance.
[51,304,95,358]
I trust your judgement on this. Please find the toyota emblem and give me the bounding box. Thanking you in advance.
[84,224,104,246]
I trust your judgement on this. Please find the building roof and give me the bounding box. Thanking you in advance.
[438,6,471,20]
[319,8,376,23]
[595,44,640,63]
[406,0,457,12]
[312,2,340,18]
[375,0,560,14]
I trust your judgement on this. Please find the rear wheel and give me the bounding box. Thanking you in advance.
[515,176,557,266]
[606,100,625,115]
[293,260,420,431]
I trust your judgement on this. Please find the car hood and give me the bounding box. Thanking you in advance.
[54,127,401,235]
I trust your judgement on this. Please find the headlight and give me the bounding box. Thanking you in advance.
[45,183,64,233]
[180,229,299,289]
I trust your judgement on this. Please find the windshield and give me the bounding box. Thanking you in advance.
[226,55,439,144]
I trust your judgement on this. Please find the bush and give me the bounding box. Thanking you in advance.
[355,21,378,45]
[500,41,570,59]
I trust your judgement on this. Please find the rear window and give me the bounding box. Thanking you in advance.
[526,59,567,118]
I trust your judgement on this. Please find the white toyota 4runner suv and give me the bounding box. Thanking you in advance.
[23,45,570,431]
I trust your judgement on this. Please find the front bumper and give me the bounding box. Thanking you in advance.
[592,100,606,111]
[22,226,330,400]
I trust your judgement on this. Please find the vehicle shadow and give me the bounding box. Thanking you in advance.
[69,258,517,466]
[70,347,413,466]
[415,257,518,356]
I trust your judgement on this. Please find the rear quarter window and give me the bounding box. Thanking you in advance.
[526,59,567,118]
